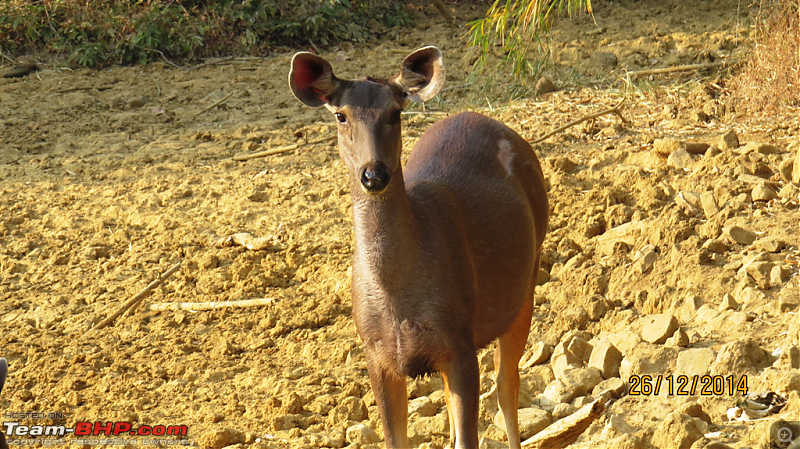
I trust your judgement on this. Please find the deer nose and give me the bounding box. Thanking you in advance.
[359,161,391,194]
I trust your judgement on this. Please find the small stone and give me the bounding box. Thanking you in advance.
[535,76,558,96]
[592,377,626,399]
[542,379,573,404]
[408,396,437,417]
[680,402,712,424]
[128,96,150,109]
[566,337,594,363]
[552,403,578,419]
[200,428,246,449]
[737,286,766,303]
[773,346,800,369]
[572,395,595,408]
[754,237,785,253]
[641,314,679,345]
[668,148,695,169]
[588,340,623,379]
[654,138,684,156]
[780,158,795,183]
[779,182,800,198]
[560,367,604,399]
[743,260,773,289]
[676,190,702,212]
[701,239,728,254]
[479,437,506,449]
[652,412,704,449]
[495,407,551,440]
[677,348,716,377]
[523,341,551,369]
[710,339,770,376]
[666,328,689,347]
[551,340,583,381]
[346,424,381,445]
[722,225,757,245]
[741,142,781,155]
[770,265,787,286]
[700,191,720,218]
[632,245,659,274]
[719,129,739,150]
[685,142,710,154]
[778,286,799,312]
[793,149,800,183]
[752,183,778,202]
[719,293,738,311]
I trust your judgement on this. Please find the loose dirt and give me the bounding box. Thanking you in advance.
[0,1,798,449]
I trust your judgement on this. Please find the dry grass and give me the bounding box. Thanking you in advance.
[730,0,800,112]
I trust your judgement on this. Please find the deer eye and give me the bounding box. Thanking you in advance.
[335,113,347,124]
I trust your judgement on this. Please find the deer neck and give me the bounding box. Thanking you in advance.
[350,168,421,289]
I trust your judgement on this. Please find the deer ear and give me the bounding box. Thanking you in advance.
[393,46,445,103]
[289,52,340,108]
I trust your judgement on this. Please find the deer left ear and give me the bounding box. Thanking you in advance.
[289,52,341,108]
[392,46,445,104]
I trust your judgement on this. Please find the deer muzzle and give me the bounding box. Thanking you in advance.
[359,161,391,194]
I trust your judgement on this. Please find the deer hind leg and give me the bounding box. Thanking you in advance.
[366,361,409,449]
[494,295,533,449]
[443,375,456,447]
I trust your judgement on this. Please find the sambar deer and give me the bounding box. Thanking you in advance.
[289,46,548,449]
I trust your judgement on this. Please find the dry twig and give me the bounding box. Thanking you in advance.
[628,61,728,77]
[528,98,627,144]
[88,262,182,333]
[194,92,233,118]
[148,297,275,312]
[233,135,337,161]
[49,85,114,94]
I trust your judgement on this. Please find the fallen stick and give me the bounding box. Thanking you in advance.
[629,61,727,77]
[521,399,604,448]
[188,56,235,71]
[232,135,337,161]
[49,85,114,94]
[528,98,627,144]
[148,297,275,312]
[87,262,182,333]
[194,92,233,118]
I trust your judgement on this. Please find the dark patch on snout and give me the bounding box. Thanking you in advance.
[359,161,391,194]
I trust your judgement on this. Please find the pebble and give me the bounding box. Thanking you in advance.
[736,286,766,304]
[722,225,757,245]
[199,428,246,449]
[718,293,738,311]
[710,339,770,376]
[551,341,583,381]
[770,265,787,286]
[740,142,781,155]
[676,348,715,377]
[592,377,626,399]
[552,403,578,419]
[676,190,702,213]
[701,238,728,254]
[588,339,623,379]
[752,183,778,202]
[779,158,794,182]
[651,412,704,449]
[408,396,437,417]
[754,237,785,253]
[666,328,689,347]
[719,129,739,150]
[743,260,773,289]
[778,286,799,312]
[566,336,594,363]
[640,314,679,344]
[522,341,551,368]
[700,191,720,218]
[668,147,694,169]
[572,395,595,408]
[542,379,573,404]
[779,182,800,198]
[559,367,603,399]
[346,424,381,445]
[479,437,506,449]
[685,142,710,154]
[535,76,558,96]
[632,245,659,274]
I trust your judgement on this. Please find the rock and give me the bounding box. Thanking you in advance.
[572,395,595,408]
[551,340,584,381]
[710,339,770,376]
[718,293,738,311]
[752,183,778,202]
[478,437,506,449]
[551,156,576,172]
[773,346,800,369]
[701,238,728,254]
[346,424,381,445]
[566,336,594,363]
[651,412,704,449]
[641,314,679,344]
[619,345,677,381]
[736,286,766,303]
[495,407,551,439]
[794,149,800,183]
[741,142,781,155]
[780,158,795,183]
[587,51,618,68]
[779,182,800,198]
[482,423,505,441]
[676,190,702,213]
[666,328,689,347]
[770,265,787,286]
[560,367,603,399]
[592,377,626,399]
[588,340,623,379]
[327,397,368,425]
[754,237,785,253]
[200,428,246,449]
[676,348,715,377]
[719,129,739,150]
[535,76,558,96]
[674,295,704,323]
[523,341,551,368]
[699,191,720,218]
[552,403,578,419]
[654,138,684,156]
[408,414,448,446]
[680,403,712,424]
[668,147,695,169]
[743,260,773,289]
[584,295,610,321]
[779,286,799,312]
[408,396,437,417]
[632,245,659,274]
[685,142,710,154]
[542,379,573,404]
[722,225,757,245]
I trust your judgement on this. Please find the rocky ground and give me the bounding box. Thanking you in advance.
[0,0,798,448]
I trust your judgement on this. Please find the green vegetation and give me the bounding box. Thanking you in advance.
[467,0,591,83]
[0,0,412,67]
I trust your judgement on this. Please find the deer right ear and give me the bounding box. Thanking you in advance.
[289,52,340,108]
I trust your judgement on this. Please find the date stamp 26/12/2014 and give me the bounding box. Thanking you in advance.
[628,374,748,396]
